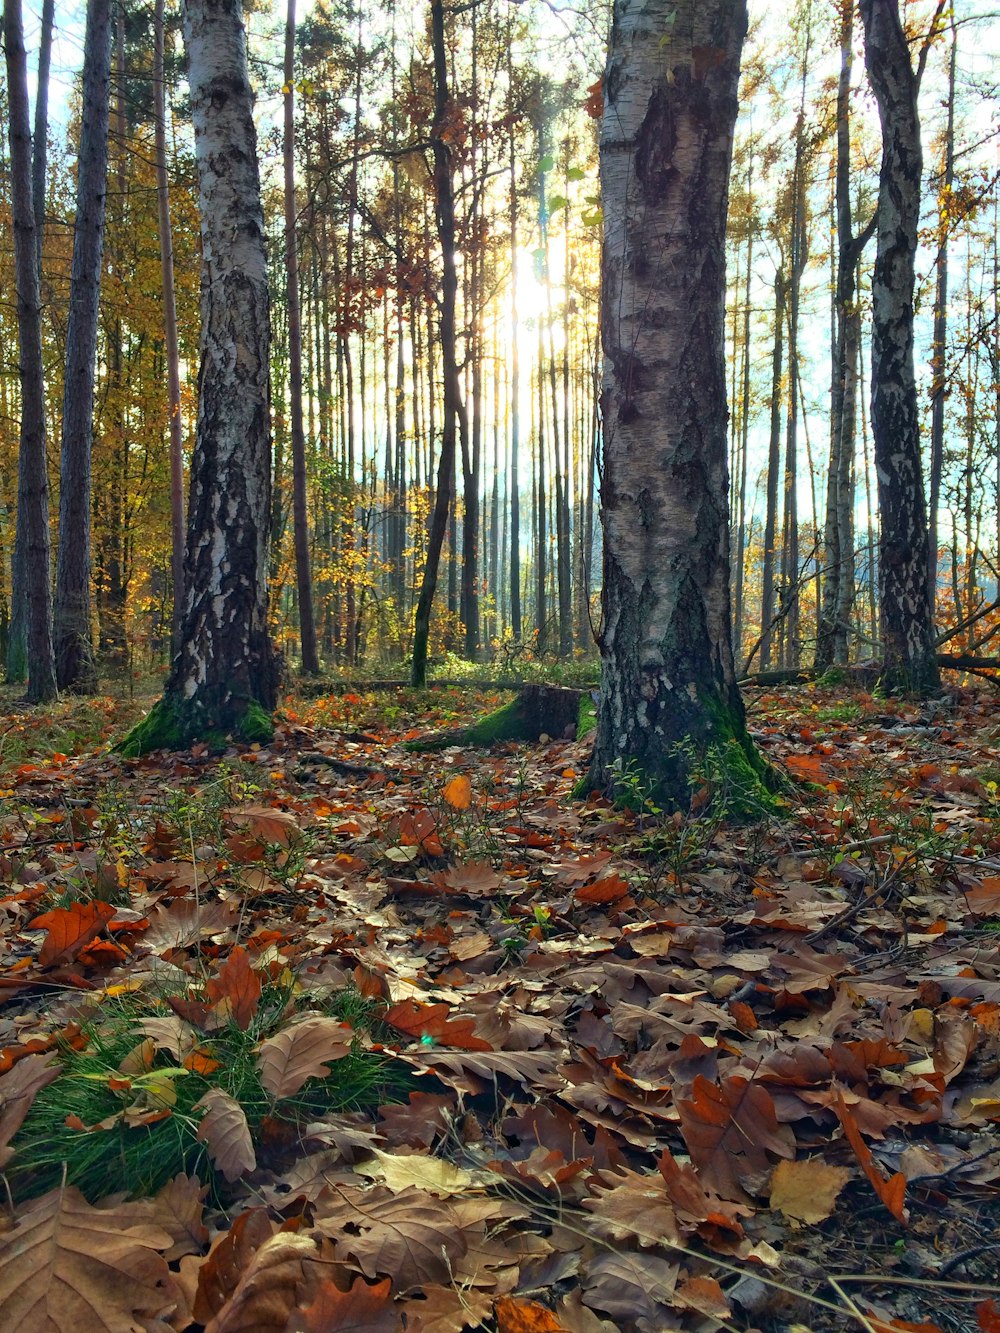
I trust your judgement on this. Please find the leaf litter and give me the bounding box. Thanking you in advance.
[0,682,997,1330]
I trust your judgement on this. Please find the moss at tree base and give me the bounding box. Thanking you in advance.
[405,685,585,752]
[116,695,274,757]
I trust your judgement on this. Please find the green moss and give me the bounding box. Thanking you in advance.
[577,694,597,739]
[237,701,274,745]
[405,695,526,751]
[115,698,184,757]
[116,696,273,757]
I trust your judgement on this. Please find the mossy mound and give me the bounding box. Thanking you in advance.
[405,684,584,751]
[117,697,274,757]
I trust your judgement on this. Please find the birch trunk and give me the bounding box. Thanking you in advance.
[123,0,277,751]
[860,0,939,694]
[588,0,760,805]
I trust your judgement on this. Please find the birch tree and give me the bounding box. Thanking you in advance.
[588,0,765,806]
[122,0,277,753]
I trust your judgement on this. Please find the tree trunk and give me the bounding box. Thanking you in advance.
[3,0,57,704]
[411,0,463,688]
[283,0,320,673]
[760,268,785,671]
[860,0,939,694]
[122,0,277,752]
[154,0,187,654]
[508,93,522,641]
[54,0,113,692]
[588,0,761,807]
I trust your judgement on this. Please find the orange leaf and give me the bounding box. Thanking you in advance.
[832,1088,907,1223]
[205,946,261,1031]
[442,774,472,810]
[575,874,630,904]
[383,998,492,1051]
[495,1295,568,1332]
[293,1276,398,1332]
[784,753,827,784]
[30,900,116,968]
[978,1299,1000,1333]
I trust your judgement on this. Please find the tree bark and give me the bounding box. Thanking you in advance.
[123,0,277,751]
[153,0,187,654]
[283,0,320,673]
[3,0,57,704]
[588,0,760,806]
[54,0,113,692]
[860,0,939,694]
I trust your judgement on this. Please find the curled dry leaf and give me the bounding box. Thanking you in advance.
[0,1185,172,1333]
[678,1075,795,1200]
[0,1052,60,1155]
[203,1231,320,1333]
[354,1146,491,1195]
[225,805,302,846]
[831,1088,908,1223]
[257,1016,353,1098]
[205,946,261,1032]
[193,1208,275,1323]
[194,1088,257,1182]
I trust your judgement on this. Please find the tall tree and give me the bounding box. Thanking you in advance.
[859,0,940,694]
[588,0,763,805]
[283,0,320,673]
[54,0,114,691]
[3,0,58,703]
[154,0,187,648]
[122,0,277,752]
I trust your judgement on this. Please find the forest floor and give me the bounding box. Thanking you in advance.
[0,678,998,1333]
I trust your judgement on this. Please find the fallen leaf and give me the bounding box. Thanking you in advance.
[678,1075,795,1199]
[769,1157,852,1224]
[495,1294,568,1331]
[383,998,492,1051]
[194,1088,256,1182]
[355,1147,486,1195]
[832,1088,907,1223]
[290,1276,400,1332]
[0,1186,171,1332]
[442,774,473,809]
[257,1016,353,1098]
[205,946,261,1031]
[0,1053,60,1156]
[30,899,117,968]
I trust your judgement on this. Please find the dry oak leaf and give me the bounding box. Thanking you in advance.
[354,1147,490,1195]
[581,1251,678,1328]
[678,1075,795,1200]
[0,1052,60,1158]
[30,898,116,968]
[257,1016,353,1098]
[383,998,492,1051]
[123,1173,210,1263]
[407,1284,493,1333]
[965,877,1000,916]
[581,1173,683,1247]
[673,1275,731,1319]
[194,1208,276,1323]
[205,946,262,1031]
[435,860,503,895]
[495,1294,568,1332]
[0,1185,172,1333]
[195,1088,257,1182]
[225,804,302,846]
[831,1087,907,1223]
[313,1185,469,1293]
[203,1231,320,1333]
[288,1276,400,1333]
[768,1157,852,1225]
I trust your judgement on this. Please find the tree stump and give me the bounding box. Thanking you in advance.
[405,684,586,750]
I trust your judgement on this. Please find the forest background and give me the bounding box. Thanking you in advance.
[3,0,1000,689]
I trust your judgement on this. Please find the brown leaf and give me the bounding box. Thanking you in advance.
[407,1284,494,1333]
[582,1174,683,1247]
[205,946,261,1031]
[30,899,116,968]
[257,1016,353,1098]
[768,1157,851,1224]
[289,1276,400,1333]
[193,1210,276,1324]
[965,877,1000,916]
[0,1053,60,1157]
[124,1173,210,1263]
[0,1185,171,1332]
[581,1251,678,1326]
[678,1075,795,1199]
[436,860,503,895]
[195,1088,257,1182]
[225,804,301,846]
[831,1087,908,1222]
[204,1231,319,1333]
[442,774,472,810]
[313,1185,469,1293]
